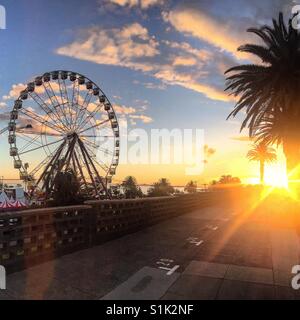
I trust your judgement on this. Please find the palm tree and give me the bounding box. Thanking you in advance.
[225,12,300,178]
[148,178,175,197]
[218,175,241,185]
[247,143,277,183]
[185,181,197,193]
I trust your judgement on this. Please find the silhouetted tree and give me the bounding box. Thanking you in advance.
[213,175,241,185]
[247,142,277,183]
[185,181,197,193]
[225,13,300,179]
[121,176,143,199]
[110,184,122,198]
[148,178,175,197]
[52,169,83,206]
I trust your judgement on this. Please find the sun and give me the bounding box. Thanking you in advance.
[264,163,288,188]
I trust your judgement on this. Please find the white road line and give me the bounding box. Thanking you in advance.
[187,237,204,246]
[196,240,204,246]
[166,265,180,275]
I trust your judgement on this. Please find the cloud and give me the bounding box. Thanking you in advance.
[3,83,26,100]
[113,104,137,115]
[164,8,251,60]
[56,23,234,102]
[108,0,165,9]
[113,103,153,124]
[0,112,10,121]
[0,109,59,136]
[0,102,7,108]
[133,80,167,90]
[163,1,295,62]
[56,23,159,73]
[172,56,197,66]
[162,40,212,61]
[129,114,153,123]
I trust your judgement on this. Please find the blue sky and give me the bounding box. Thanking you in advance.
[0,0,294,185]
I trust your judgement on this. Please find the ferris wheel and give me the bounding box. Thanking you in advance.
[7,70,120,199]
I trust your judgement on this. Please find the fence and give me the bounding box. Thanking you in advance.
[0,192,222,273]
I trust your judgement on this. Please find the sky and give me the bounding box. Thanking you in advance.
[0,0,295,186]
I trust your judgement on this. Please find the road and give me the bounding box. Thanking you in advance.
[1,203,300,300]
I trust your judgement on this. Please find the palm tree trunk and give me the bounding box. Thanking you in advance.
[283,139,300,182]
[260,160,265,184]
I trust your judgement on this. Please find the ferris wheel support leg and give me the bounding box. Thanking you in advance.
[77,138,101,198]
[73,150,89,191]
[39,140,67,194]
[78,138,112,200]
[46,136,78,193]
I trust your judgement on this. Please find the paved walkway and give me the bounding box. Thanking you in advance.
[1,204,300,300]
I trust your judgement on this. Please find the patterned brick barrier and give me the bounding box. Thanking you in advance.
[85,193,217,245]
[0,193,220,273]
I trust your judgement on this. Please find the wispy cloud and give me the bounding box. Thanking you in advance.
[56,23,159,72]
[133,80,167,90]
[163,8,250,60]
[129,114,153,123]
[3,83,26,100]
[107,0,165,9]
[113,103,153,124]
[113,104,137,115]
[56,22,234,102]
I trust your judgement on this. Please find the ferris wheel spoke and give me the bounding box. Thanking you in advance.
[42,82,69,131]
[18,138,65,156]
[28,91,66,130]
[18,129,64,137]
[81,138,99,149]
[99,147,114,156]
[69,81,77,129]
[29,143,63,177]
[16,133,42,148]
[85,144,110,172]
[77,103,103,131]
[93,158,110,173]
[19,135,41,153]
[75,91,95,130]
[57,78,72,128]
[78,119,110,134]
[71,81,82,127]
[20,108,65,134]
[80,134,99,138]
[79,134,115,138]
[47,81,71,130]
